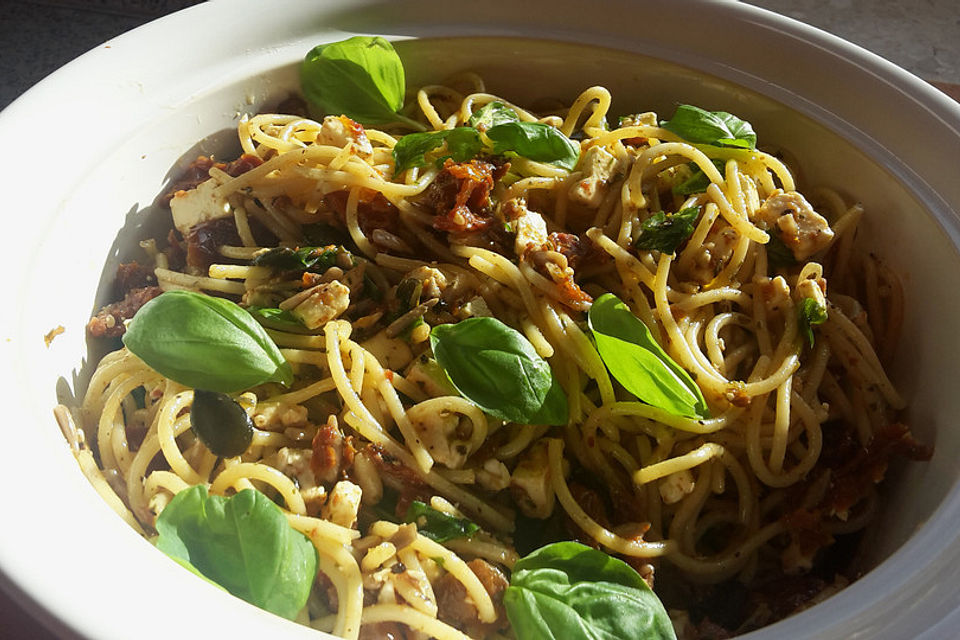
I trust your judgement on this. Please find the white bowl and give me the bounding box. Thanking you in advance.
[2,0,959,638]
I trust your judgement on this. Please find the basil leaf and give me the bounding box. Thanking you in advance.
[635,207,701,254]
[392,131,452,173]
[155,486,317,620]
[251,246,342,273]
[765,234,798,268]
[247,306,305,331]
[190,390,254,458]
[441,127,486,165]
[505,542,676,640]
[527,374,570,427]
[122,290,293,393]
[589,294,709,419]
[486,122,580,171]
[672,159,726,195]
[661,104,757,150]
[301,36,421,129]
[468,101,520,129]
[798,297,828,347]
[404,500,479,542]
[164,554,227,590]
[392,127,482,174]
[430,317,568,425]
[407,356,459,398]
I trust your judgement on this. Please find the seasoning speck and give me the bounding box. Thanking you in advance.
[44,325,65,347]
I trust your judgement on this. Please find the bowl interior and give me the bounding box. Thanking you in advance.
[5,22,960,640]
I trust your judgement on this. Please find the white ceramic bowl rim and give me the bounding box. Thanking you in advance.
[2,1,959,639]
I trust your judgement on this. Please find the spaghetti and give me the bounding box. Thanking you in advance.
[66,68,931,640]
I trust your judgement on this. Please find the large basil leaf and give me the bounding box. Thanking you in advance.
[528,374,569,426]
[246,306,306,331]
[404,500,479,542]
[430,317,568,425]
[661,104,757,150]
[155,486,318,620]
[798,297,828,347]
[588,294,709,419]
[300,36,421,129]
[123,290,293,393]
[634,207,701,254]
[468,101,521,130]
[505,542,676,640]
[486,122,580,171]
[392,127,483,174]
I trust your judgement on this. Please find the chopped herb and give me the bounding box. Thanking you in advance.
[798,297,828,347]
[766,234,798,268]
[404,500,479,542]
[251,246,343,273]
[634,207,701,254]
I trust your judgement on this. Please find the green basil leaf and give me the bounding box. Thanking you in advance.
[468,101,520,129]
[589,294,709,419]
[122,290,293,393]
[155,486,317,620]
[301,36,421,128]
[441,127,486,165]
[505,542,676,640]
[392,127,482,174]
[672,159,726,195]
[634,207,701,254]
[407,356,459,397]
[392,130,451,173]
[404,500,480,542]
[247,306,305,331]
[251,246,342,273]
[765,234,798,268]
[798,297,828,347]
[527,374,570,426]
[190,390,254,458]
[429,317,568,425]
[661,104,757,150]
[486,122,580,171]
[164,554,228,590]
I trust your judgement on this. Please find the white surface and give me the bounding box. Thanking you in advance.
[1,1,959,639]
